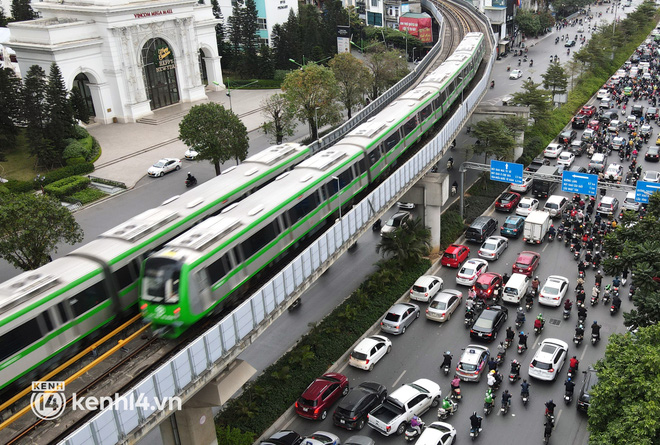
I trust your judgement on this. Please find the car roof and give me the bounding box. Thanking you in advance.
[465,258,487,265]
[389,302,417,314]
[433,289,463,302]
[461,345,489,364]
[540,338,569,351]
[415,275,440,286]
[601,196,615,203]
[477,272,501,282]
[446,244,465,252]
[546,275,568,286]
[344,436,376,445]
[417,422,454,444]
[519,250,539,259]
[355,335,388,352]
[505,215,525,222]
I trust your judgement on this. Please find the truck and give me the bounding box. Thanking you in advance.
[531,165,559,198]
[367,378,441,436]
[523,210,551,244]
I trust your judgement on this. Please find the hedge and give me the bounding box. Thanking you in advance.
[42,162,94,185]
[4,180,36,194]
[44,176,91,198]
[65,187,106,204]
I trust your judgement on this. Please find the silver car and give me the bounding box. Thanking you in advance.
[588,153,607,172]
[597,196,619,215]
[477,236,508,261]
[380,302,420,335]
[425,289,463,323]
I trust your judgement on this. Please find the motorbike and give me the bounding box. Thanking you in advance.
[442,363,451,376]
[613,286,620,299]
[371,219,382,232]
[611,303,620,315]
[464,313,473,328]
[574,250,581,261]
[573,333,583,346]
[490,80,495,89]
[521,390,529,406]
[602,290,611,305]
[509,366,520,382]
[495,350,506,366]
[567,364,578,379]
[515,318,524,329]
[564,389,573,404]
[484,400,494,415]
[578,269,585,280]
[590,294,599,306]
[470,426,482,441]
[405,422,425,442]
[438,398,458,420]
[451,386,462,401]
[629,285,636,301]
[548,232,555,242]
[518,344,527,354]
[525,299,533,312]
[500,398,510,415]
[504,337,513,349]
[185,177,197,187]
[591,333,600,345]
[447,159,454,170]
[534,321,544,335]
[563,307,571,320]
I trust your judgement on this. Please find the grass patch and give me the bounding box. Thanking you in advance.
[65,187,107,204]
[1,132,36,181]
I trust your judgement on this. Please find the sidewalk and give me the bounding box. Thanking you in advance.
[86,87,279,188]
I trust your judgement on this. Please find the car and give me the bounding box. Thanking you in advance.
[645,145,660,162]
[147,157,182,177]
[640,124,653,138]
[333,382,387,430]
[470,305,508,341]
[602,163,623,182]
[260,430,303,445]
[478,235,508,260]
[631,104,644,117]
[500,215,525,238]
[441,244,470,268]
[344,437,375,445]
[410,275,444,302]
[607,120,624,133]
[586,120,600,131]
[416,421,457,445]
[577,366,598,412]
[596,89,609,99]
[622,191,641,212]
[456,344,490,381]
[426,289,463,322]
[510,176,533,193]
[380,211,411,237]
[565,39,576,47]
[538,275,570,306]
[568,165,587,174]
[516,197,539,216]
[495,191,521,212]
[302,432,341,445]
[526,155,550,173]
[612,136,626,151]
[646,106,658,120]
[456,258,489,286]
[599,97,614,109]
[512,251,540,276]
[295,373,350,420]
[528,338,568,381]
[580,105,596,117]
[509,69,523,79]
[558,130,577,144]
[600,111,618,123]
[557,151,575,167]
[643,170,660,183]
[184,148,198,160]
[581,129,596,143]
[597,196,619,215]
[569,140,587,156]
[626,114,638,126]
[571,114,588,129]
[349,336,392,371]
[473,273,503,300]
[396,201,415,209]
[623,86,633,96]
[544,143,563,158]
[589,153,608,172]
[380,302,420,335]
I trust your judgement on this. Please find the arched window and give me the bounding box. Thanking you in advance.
[74,73,96,117]
[141,38,180,110]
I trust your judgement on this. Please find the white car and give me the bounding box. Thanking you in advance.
[397,201,416,209]
[456,258,488,286]
[425,289,463,323]
[410,275,444,302]
[303,431,342,445]
[642,170,660,183]
[184,148,199,160]
[603,163,623,182]
[516,197,539,216]
[348,335,392,371]
[528,338,568,381]
[596,89,609,100]
[538,275,570,306]
[557,151,575,167]
[509,69,523,79]
[477,235,508,261]
[416,422,457,445]
[544,143,563,158]
[600,97,614,109]
[510,176,533,193]
[147,158,182,177]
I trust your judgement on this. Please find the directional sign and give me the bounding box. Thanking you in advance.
[490,160,524,185]
[635,180,660,203]
[561,170,599,196]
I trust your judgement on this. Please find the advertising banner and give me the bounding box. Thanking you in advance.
[337,25,350,53]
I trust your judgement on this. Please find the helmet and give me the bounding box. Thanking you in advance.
[593,320,598,324]
[490,370,496,375]
[567,377,571,382]
[549,399,554,404]
[512,359,518,365]
[535,276,539,280]
[518,306,523,312]
[445,351,451,355]
[520,331,525,335]
[188,172,191,175]
[538,313,543,318]
[473,411,478,417]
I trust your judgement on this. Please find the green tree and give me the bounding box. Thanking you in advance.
[44,63,75,163]
[21,65,48,159]
[376,218,431,268]
[257,43,275,80]
[178,103,249,175]
[239,0,259,77]
[70,85,90,125]
[272,10,302,70]
[541,61,568,99]
[281,63,341,140]
[0,193,83,270]
[228,2,242,70]
[549,0,593,18]
[587,324,660,444]
[0,68,22,157]
[261,93,296,144]
[328,53,372,119]
[210,0,232,64]
[11,0,35,21]
[298,5,325,64]
[514,10,542,38]
[510,78,552,125]
[0,6,9,26]
[365,43,409,100]
[320,0,348,55]
[468,118,516,164]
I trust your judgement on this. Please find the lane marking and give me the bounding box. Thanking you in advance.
[392,369,407,387]
[579,342,589,362]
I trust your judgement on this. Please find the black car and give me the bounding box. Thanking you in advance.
[568,165,588,173]
[569,140,588,156]
[631,104,644,117]
[571,114,588,129]
[333,382,387,430]
[526,155,550,173]
[261,430,303,445]
[577,367,598,412]
[559,130,577,144]
[599,111,619,125]
[469,305,508,342]
[646,145,660,162]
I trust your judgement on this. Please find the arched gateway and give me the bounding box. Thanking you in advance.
[141,38,180,110]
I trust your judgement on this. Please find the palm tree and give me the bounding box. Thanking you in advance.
[376,217,431,268]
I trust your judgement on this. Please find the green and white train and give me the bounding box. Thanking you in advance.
[0,143,309,396]
[139,32,486,337]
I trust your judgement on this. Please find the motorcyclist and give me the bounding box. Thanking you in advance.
[577,304,587,320]
[410,415,423,435]
[575,323,585,339]
[490,80,495,88]
[519,331,528,349]
[569,355,579,370]
[497,342,506,357]
[564,299,573,311]
[576,277,585,291]
[451,375,461,391]
[186,172,196,183]
[591,321,602,341]
[487,370,498,388]
[595,270,603,287]
[511,359,521,376]
[578,261,586,275]
[549,225,556,238]
[544,421,554,439]
[488,357,498,372]
[520,379,530,397]
[447,157,454,170]
[501,389,512,408]
[503,272,510,284]
[441,351,452,369]
[534,313,545,329]
[452,180,458,195]
[565,377,575,395]
[506,326,515,343]
[470,411,483,432]
[441,396,454,414]
[613,276,621,288]
[531,276,540,296]
[516,307,526,324]
[525,290,534,308]
[612,294,622,311]
[545,399,556,417]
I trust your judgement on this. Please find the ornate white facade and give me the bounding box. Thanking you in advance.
[8,0,224,124]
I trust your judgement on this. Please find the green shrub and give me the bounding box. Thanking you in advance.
[441,210,466,248]
[215,425,254,445]
[44,175,90,198]
[73,125,90,139]
[88,137,101,163]
[274,70,288,82]
[66,157,87,166]
[64,187,106,204]
[4,180,36,193]
[63,140,89,160]
[43,163,94,185]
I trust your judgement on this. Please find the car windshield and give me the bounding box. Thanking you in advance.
[460,266,475,275]
[299,396,318,407]
[483,242,497,250]
[519,202,530,208]
[543,286,559,295]
[429,424,451,433]
[531,360,552,370]
[473,316,494,329]
[430,300,447,310]
[475,281,489,290]
[545,203,558,209]
[386,217,402,227]
[153,161,166,168]
[384,312,400,322]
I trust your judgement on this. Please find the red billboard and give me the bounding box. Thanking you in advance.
[418,27,433,43]
[399,15,432,38]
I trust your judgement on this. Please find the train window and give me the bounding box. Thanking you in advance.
[207,253,231,282]
[70,281,107,318]
[112,264,134,290]
[288,193,319,223]
[326,180,339,197]
[242,220,280,258]
[368,147,381,164]
[338,169,353,187]
[38,311,54,332]
[403,117,417,136]
[440,90,447,104]
[419,104,432,121]
[433,95,442,109]
[57,302,70,324]
[0,317,41,363]
[384,132,400,151]
[357,158,367,175]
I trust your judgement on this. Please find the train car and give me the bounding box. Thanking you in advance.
[0,143,309,395]
[139,33,486,336]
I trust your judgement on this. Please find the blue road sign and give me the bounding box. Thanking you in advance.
[635,181,660,203]
[561,170,599,196]
[490,160,524,185]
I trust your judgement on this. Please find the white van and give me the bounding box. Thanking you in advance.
[544,195,569,218]
[622,191,641,211]
[502,273,531,304]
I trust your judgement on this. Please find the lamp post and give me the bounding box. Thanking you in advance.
[412,47,417,63]
[314,106,320,142]
[212,79,257,112]
[332,176,342,219]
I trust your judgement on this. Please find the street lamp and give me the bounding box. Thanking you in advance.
[288,56,306,69]
[214,79,257,112]
[331,176,342,219]
[412,47,416,64]
[314,106,320,142]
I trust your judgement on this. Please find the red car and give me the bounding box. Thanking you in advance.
[580,105,596,117]
[441,244,470,268]
[295,373,349,420]
[473,272,503,300]
[587,120,600,131]
[512,251,541,276]
[494,192,521,212]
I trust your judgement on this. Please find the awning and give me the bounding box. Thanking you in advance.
[499,39,510,45]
